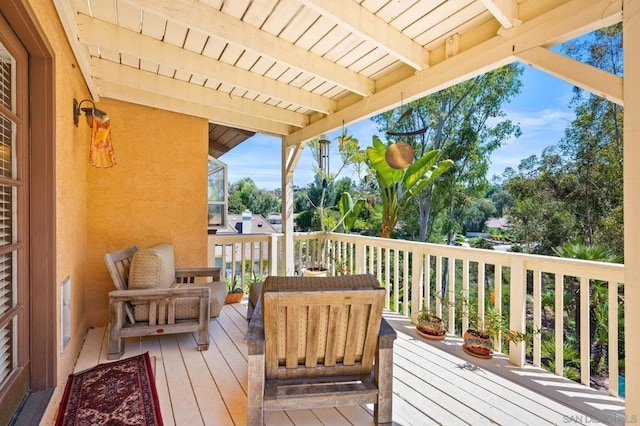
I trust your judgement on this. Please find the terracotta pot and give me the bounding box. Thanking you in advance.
[462,329,493,358]
[225,292,244,304]
[416,315,446,340]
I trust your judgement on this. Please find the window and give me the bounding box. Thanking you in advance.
[208,156,227,230]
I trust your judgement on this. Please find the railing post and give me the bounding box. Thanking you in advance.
[354,236,365,274]
[410,247,424,324]
[509,256,526,367]
[268,234,278,277]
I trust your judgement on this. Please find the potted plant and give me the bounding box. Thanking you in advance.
[225,276,244,304]
[463,306,537,359]
[416,304,446,340]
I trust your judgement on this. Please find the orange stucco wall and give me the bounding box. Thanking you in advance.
[15,1,209,423]
[85,98,209,326]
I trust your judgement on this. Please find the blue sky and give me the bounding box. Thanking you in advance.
[220,66,576,190]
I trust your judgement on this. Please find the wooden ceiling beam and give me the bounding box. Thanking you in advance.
[120,0,375,96]
[97,80,293,136]
[517,47,623,106]
[480,0,520,29]
[91,58,310,127]
[296,0,429,71]
[284,0,622,146]
[76,15,336,115]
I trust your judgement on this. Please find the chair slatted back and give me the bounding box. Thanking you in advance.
[263,286,384,380]
[104,246,139,291]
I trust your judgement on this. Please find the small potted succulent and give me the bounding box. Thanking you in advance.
[225,276,244,304]
[416,304,446,340]
[463,307,535,359]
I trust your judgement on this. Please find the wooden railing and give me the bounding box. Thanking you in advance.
[209,231,624,397]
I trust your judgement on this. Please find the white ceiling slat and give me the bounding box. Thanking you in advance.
[97,79,292,136]
[201,38,227,61]
[116,2,143,32]
[295,16,336,52]
[98,48,120,63]
[261,0,303,35]
[120,0,375,96]
[183,29,209,55]
[188,75,206,86]
[479,0,519,29]
[284,0,623,147]
[52,1,99,99]
[140,10,166,40]
[157,64,175,78]
[391,0,462,35]
[243,0,279,28]
[218,44,245,68]
[296,0,429,70]
[90,0,117,24]
[119,53,140,68]
[235,51,261,72]
[411,1,486,44]
[220,0,251,19]
[139,59,159,73]
[76,15,337,114]
[371,0,422,22]
[163,20,189,48]
[323,34,365,63]
[516,47,623,106]
[423,11,494,52]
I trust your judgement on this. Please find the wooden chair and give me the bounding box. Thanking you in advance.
[246,275,396,425]
[104,244,226,360]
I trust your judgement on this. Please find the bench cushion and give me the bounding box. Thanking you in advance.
[129,243,175,290]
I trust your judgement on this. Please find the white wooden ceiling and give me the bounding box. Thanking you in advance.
[54,0,622,152]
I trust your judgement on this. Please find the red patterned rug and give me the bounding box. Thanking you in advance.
[55,352,163,426]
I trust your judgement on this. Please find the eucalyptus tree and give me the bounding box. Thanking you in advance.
[371,64,522,242]
[560,25,623,257]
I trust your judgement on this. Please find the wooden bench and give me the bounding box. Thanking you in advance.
[245,274,396,425]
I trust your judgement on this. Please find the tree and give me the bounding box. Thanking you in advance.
[560,25,623,257]
[371,63,522,243]
[365,136,452,238]
[228,178,280,217]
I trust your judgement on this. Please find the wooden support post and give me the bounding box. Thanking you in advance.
[624,0,640,415]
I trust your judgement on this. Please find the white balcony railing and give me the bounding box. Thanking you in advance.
[209,231,624,397]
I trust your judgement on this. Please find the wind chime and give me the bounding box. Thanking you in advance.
[384,93,429,169]
[318,138,330,188]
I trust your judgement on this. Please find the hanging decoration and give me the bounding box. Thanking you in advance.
[89,114,117,168]
[384,93,421,169]
[318,138,330,188]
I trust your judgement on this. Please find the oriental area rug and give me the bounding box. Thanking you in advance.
[55,352,163,426]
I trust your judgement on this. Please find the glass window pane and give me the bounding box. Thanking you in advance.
[0,42,15,112]
[208,204,224,227]
[0,114,14,178]
[0,184,14,247]
[0,251,15,315]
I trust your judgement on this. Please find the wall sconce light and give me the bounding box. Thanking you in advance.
[73,98,107,127]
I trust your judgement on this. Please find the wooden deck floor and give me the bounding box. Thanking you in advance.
[74,300,625,425]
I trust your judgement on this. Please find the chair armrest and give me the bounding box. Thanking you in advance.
[175,267,221,283]
[245,299,265,356]
[108,286,210,302]
[378,318,397,349]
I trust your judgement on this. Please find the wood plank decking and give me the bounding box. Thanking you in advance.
[73,300,625,425]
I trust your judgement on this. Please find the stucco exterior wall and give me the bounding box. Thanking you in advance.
[16,1,209,423]
[85,98,209,326]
